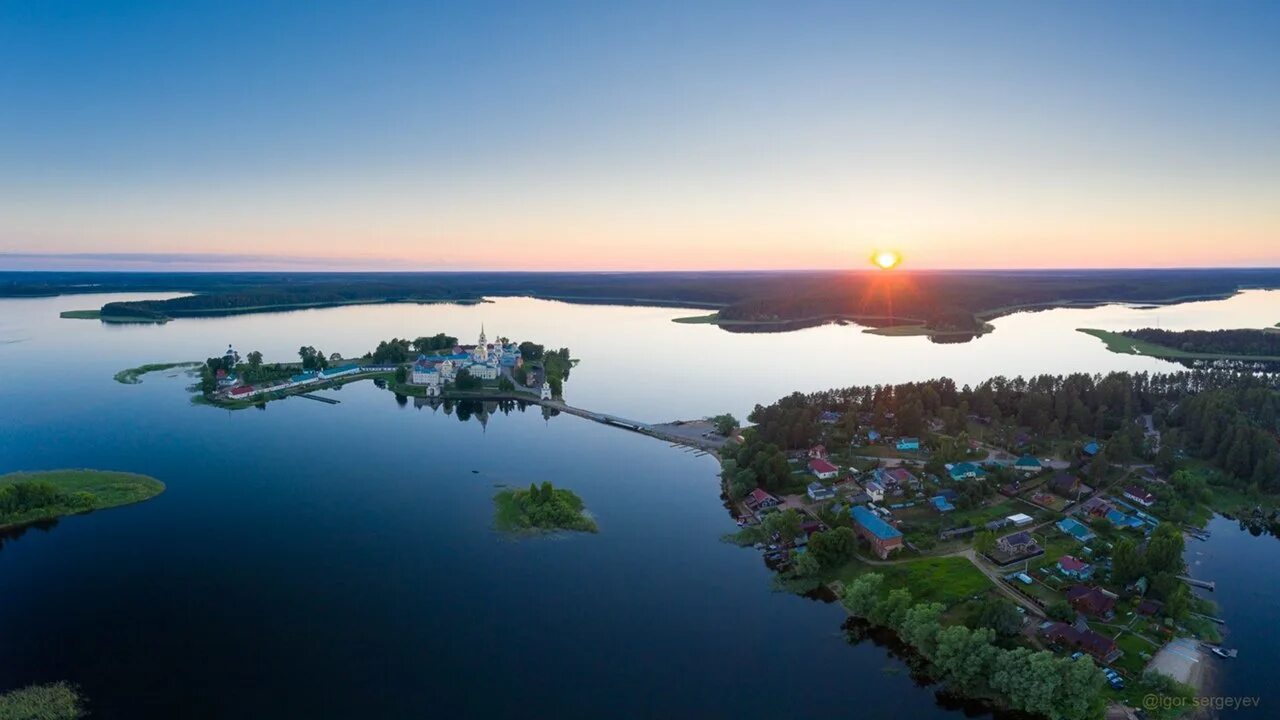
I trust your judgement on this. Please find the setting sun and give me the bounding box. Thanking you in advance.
[872,250,902,270]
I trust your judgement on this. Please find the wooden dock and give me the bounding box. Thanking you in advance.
[296,393,341,404]
[1178,575,1215,591]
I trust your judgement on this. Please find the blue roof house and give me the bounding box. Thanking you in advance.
[1057,517,1096,542]
[896,437,921,451]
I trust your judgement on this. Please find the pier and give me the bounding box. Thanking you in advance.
[296,393,341,404]
[536,400,727,454]
[1178,575,1216,591]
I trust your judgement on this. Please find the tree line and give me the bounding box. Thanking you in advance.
[746,371,1280,492]
[843,573,1105,720]
[1125,328,1280,357]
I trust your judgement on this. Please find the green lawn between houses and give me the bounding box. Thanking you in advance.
[0,469,165,529]
[832,555,994,608]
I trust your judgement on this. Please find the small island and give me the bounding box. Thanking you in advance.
[0,470,166,529]
[0,682,84,720]
[493,481,597,534]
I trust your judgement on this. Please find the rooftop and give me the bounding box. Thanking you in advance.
[851,506,902,541]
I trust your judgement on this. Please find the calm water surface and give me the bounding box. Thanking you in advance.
[0,291,1276,718]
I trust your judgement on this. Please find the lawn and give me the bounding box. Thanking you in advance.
[832,555,994,608]
[1112,631,1159,675]
[0,469,166,529]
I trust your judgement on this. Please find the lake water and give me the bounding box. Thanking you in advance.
[0,290,1276,718]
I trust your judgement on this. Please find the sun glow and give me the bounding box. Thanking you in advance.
[872,250,902,270]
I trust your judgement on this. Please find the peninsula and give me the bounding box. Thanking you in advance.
[1080,327,1280,365]
[0,469,166,529]
[716,369,1279,718]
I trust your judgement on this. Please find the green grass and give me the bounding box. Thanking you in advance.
[114,362,202,384]
[0,470,165,529]
[1079,327,1280,361]
[832,556,993,607]
[0,682,84,720]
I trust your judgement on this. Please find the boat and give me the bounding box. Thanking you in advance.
[1211,647,1237,659]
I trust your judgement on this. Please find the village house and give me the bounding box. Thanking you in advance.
[863,480,886,502]
[1066,585,1117,619]
[1079,496,1114,518]
[1051,474,1092,499]
[808,458,839,480]
[895,437,920,451]
[818,411,842,424]
[1057,555,1094,580]
[1007,513,1034,527]
[806,481,836,502]
[875,467,918,494]
[930,495,956,512]
[996,530,1039,556]
[1123,486,1157,507]
[851,506,903,559]
[946,462,987,482]
[743,488,781,514]
[808,444,828,459]
[1056,517,1096,542]
[1014,455,1042,474]
[1081,441,1102,458]
[1041,622,1122,664]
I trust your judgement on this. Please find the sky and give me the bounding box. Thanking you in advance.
[2,1,1278,272]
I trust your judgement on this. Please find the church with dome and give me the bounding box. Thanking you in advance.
[409,326,525,395]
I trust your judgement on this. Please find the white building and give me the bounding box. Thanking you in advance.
[540,380,552,400]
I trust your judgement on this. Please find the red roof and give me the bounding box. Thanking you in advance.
[1066,585,1116,616]
[809,444,827,456]
[886,467,915,484]
[808,458,838,474]
[746,488,777,505]
[229,385,254,396]
[1124,486,1156,503]
[1058,555,1089,572]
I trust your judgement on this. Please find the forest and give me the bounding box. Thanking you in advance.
[9,268,1280,332]
[1122,327,1280,357]
[743,370,1280,492]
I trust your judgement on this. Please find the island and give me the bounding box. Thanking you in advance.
[0,682,84,720]
[0,469,166,529]
[716,369,1280,719]
[174,327,573,408]
[493,481,597,534]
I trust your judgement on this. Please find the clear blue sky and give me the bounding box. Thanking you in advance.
[2,1,1278,270]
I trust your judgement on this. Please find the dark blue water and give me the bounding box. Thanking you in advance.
[1183,516,1278,717]
[2,292,1276,718]
[0,295,970,719]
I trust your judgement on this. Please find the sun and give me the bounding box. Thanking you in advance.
[872,250,902,270]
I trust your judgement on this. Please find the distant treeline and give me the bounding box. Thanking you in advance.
[746,370,1280,492]
[1123,327,1280,357]
[8,269,1280,330]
